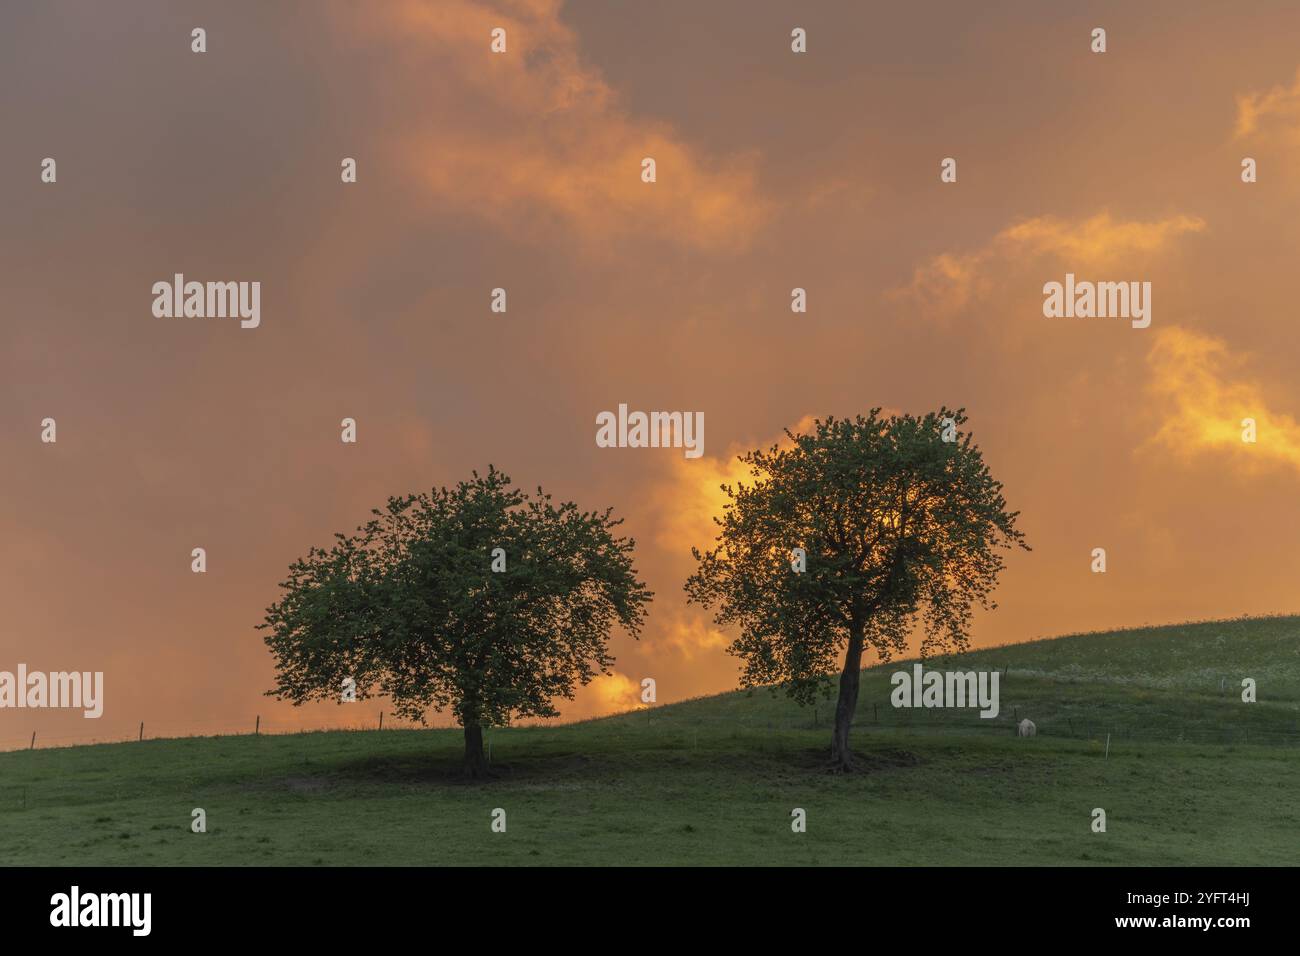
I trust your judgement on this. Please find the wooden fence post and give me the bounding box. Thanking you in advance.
[29,732,35,751]
[378,711,384,731]
[138,722,144,742]
[255,715,260,736]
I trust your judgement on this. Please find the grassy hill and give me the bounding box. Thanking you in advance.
[2,616,1298,866]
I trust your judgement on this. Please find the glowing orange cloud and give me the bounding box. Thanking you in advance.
[651,413,818,558]
[346,0,771,253]
[898,212,1206,319]
[581,671,643,715]
[1145,327,1300,473]
[642,414,859,661]
[1235,67,1300,142]
[999,213,1207,264]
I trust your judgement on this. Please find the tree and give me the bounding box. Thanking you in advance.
[685,409,1027,771]
[260,467,652,777]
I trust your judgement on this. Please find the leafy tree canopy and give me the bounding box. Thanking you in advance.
[261,466,652,773]
[686,409,1027,768]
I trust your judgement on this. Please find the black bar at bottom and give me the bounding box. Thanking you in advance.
[0,866,1280,942]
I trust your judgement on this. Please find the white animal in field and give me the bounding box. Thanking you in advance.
[1017,718,1036,738]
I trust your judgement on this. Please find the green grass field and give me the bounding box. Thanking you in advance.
[2,616,1298,866]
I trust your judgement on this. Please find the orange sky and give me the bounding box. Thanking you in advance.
[4,0,1300,748]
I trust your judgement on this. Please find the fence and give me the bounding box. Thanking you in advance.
[5,676,1299,753]
[0,712,434,753]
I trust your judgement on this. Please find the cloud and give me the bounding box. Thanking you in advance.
[894,251,993,318]
[1145,327,1300,473]
[896,212,1206,319]
[650,413,818,558]
[656,616,731,661]
[584,671,643,714]
[998,214,1207,263]
[348,0,771,253]
[639,414,820,661]
[1234,67,1300,141]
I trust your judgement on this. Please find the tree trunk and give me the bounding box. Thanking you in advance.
[830,628,865,771]
[463,721,491,778]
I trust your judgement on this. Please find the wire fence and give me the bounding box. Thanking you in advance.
[0,712,443,753]
[5,685,1299,753]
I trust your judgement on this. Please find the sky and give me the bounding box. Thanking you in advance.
[3,0,1300,748]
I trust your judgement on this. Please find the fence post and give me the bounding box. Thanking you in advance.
[138,722,144,742]
[29,732,35,750]
[255,715,260,736]
[378,711,383,731]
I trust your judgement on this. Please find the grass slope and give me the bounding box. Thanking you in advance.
[1,616,1298,866]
